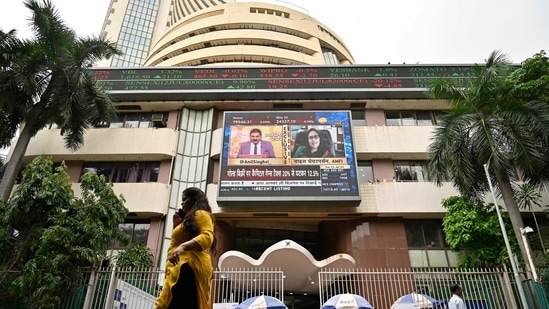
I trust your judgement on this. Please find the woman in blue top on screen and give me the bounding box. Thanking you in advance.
[293,128,333,158]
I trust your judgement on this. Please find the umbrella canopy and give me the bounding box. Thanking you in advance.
[321,293,374,309]
[236,295,287,309]
[391,293,441,309]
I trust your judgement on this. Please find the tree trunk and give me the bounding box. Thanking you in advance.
[493,168,530,270]
[0,125,34,201]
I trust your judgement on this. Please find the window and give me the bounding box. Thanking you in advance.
[401,111,415,126]
[433,110,448,125]
[385,110,440,126]
[111,221,150,248]
[416,111,433,126]
[351,110,366,126]
[321,47,340,65]
[357,161,373,183]
[386,111,402,126]
[98,112,168,129]
[404,220,456,267]
[81,162,160,183]
[394,161,429,182]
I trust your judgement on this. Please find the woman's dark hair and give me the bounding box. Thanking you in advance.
[182,187,217,254]
[304,128,329,156]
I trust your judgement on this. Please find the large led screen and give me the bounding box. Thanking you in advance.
[218,111,361,204]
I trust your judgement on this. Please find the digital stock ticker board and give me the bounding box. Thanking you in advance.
[90,65,476,100]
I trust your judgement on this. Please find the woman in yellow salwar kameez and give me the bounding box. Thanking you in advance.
[155,187,216,309]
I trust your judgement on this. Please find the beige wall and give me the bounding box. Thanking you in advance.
[71,182,169,216]
[206,182,456,216]
[94,0,130,67]
[353,126,435,160]
[25,128,177,162]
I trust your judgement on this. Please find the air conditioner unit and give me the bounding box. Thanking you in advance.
[151,114,163,121]
[151,114,167,127]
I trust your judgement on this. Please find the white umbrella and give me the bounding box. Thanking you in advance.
[391,293,441,309]
[321,293,374,309]
[235,295,287,309]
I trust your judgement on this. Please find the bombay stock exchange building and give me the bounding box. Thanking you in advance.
[21,0,465,305]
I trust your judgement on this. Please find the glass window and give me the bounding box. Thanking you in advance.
[394,161,429,182]
[385,110,443,126]
[81,162,160,183]
[132,223,150,245]
[404,221,424,247]
[433,110,448,125]
[351,110,366,126]
[395,162,413,182]
[124,113,140,128]
[357,161,373,184]
[111,222,150,248]
[401,111,415,126]
[351,110,365,120]
[416,111,433,126]
[109,115,124,128]
[404,220,447,249]
[386,111,401,126]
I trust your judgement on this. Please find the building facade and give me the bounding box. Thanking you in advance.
[96,0,354,67]
[24,63,466,276]
[10,1,545,309]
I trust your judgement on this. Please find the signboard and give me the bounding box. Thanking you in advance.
[91,65,473,92]
[113,279,157,309]
[217,111,360,204]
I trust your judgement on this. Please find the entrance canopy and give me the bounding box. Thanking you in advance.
[218,239,356,293]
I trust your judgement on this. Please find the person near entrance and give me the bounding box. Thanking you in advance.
[448,283,464,309]
[154,187,216,309]
[237,128,276,158]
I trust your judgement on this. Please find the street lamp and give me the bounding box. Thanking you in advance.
[521,226,539,281]
[483,164,528,309]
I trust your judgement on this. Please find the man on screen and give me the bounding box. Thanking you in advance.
[237,128,276,158]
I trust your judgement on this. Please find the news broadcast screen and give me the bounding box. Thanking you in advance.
[218,111,361,203]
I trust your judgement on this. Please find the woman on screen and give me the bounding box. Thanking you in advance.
[293,128,333,158]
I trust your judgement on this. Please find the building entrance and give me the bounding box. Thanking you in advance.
[284,294,320,309]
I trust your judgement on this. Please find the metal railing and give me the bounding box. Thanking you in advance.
[2,267,548,309]
[211,267,284,305]
[318,267,525,309]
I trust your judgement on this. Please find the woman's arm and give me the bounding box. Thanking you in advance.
[168,211,214,263]
[168,239,201,263]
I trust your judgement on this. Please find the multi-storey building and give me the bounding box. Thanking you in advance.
[95,0,354,67]
[10,1,545,309]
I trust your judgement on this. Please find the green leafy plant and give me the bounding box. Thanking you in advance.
[441,196,518,268]
[114,242,154,269]
[0,156,128,309]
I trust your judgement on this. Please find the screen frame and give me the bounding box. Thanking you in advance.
[217,110,361,206]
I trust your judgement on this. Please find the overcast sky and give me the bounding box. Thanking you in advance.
[1,0,547,65]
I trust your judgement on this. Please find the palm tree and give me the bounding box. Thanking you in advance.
[427,50,549,267]
[0,0,121,201]
[514,182,546,253]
